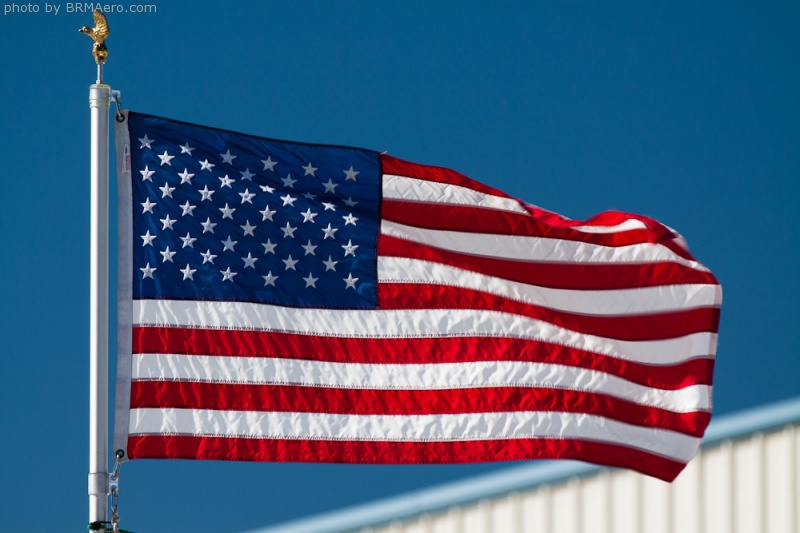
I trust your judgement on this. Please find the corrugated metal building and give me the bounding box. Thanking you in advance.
[248,397,800,533]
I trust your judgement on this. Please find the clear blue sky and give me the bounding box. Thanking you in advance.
[1,1,798,531]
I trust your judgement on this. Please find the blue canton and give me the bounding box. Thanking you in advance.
[127,112,381,309]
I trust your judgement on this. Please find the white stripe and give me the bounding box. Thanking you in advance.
[134,300,717,365]
[379,256,721,315]
[133,353,712,413]
[382,174,528,214]
[381,220,710,272]
[129,407,701,463]
[572,219,649,233]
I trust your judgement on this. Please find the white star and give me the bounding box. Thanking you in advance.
[140,262,156,278]
[322,202,336,211]
[303,272,319,288]
[260,205,277,221]
[178,169,195,184]
[219,175,236,188]
[158,151,175,166]
[343,166,360,181]
[343,197,358,207]
[140,230,156,246]
[159,183,176,198]
[302,192,317,200]
[219,203,236,219]
[281,222,297,239]
[301,240,318,256]
[343,273,359,289]
[281,174,297,188]
[160,214,176,230]
[221,267,237,282]
[240,168,255,181]
[262,271,279,286]
[240,220,256,236]
[198,185,215,201]
[302,162,318,176]
[180,232,197,248]
[282,255,298,270]
[239,188,256,204]
[280,194,297,207]
[179,142,195,155]
[199,159,216,172]
[242,253,258,269]
[261,239,277,254]
[222,235,238,252]
[180,201,196,217]
[322,223,339,239]
[322,256,338,271]
[342,213,358,226]
[342,240,359,256]
[138,134,153,149]
[139,166,155,182]
[201,217,217,234]
[322,178,339,193]
[220,149,237,164]
[262,156,278,172]
[301,209,318,223]
[201,249,217,264]
[141,198,157,214]
[180,264,197,280]
[259,184,275,194]
[160,246,176,263]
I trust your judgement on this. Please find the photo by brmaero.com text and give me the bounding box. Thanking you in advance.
[4,2,156,15]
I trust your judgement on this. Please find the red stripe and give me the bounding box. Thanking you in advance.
[134,327,715,390]
[553,210,697,263]
[379,234,719,290]
[378,282,721,341]
[127,434,686,481]
[130,381,710,437]
[520,204,670,237]
[381,154,511,198]
[383,200,679,248]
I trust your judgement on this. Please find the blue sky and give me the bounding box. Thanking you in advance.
[0,1,798,531]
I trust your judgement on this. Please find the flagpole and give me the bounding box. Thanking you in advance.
[82,11,112,530]
[88,80,110,529]
[88,81,111,528]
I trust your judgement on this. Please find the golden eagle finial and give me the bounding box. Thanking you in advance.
[79,10,110,64]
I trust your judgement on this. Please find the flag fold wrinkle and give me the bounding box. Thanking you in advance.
[113,111,721,482]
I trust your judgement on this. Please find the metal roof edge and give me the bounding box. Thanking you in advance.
[701,395,800,445]
[244,395,800,533]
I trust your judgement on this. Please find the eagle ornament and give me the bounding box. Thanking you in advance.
[79,10,110,64]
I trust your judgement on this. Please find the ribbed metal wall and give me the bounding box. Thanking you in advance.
[367,424,799,533]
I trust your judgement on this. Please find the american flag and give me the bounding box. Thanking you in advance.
[114,111,721,482]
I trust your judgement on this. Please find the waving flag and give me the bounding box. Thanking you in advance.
[113,111,721,481]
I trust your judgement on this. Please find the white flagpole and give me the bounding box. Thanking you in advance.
[84,11,111,527]
[88,80,111,529]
